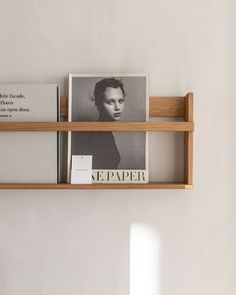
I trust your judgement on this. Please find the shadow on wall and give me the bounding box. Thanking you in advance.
[130,223,161,295]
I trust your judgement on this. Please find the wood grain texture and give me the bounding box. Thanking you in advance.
[0,183,189,189]
[149,96,185,117]
[184,92,193,184]
[60,96,186,117]
[0,121,194,132]
[60,96,68,117]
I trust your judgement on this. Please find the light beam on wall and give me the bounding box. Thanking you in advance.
[129,223,160,295]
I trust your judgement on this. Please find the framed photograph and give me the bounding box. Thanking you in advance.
[67,74,149,183]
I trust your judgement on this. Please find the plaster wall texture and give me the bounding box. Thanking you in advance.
[0,0,235,294]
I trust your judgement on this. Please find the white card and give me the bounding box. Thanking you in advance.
[71,155,92,184]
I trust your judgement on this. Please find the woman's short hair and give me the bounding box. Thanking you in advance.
[94,78,125,107]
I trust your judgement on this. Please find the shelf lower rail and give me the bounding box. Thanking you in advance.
[0,183,192,189]
[0,121,194,132]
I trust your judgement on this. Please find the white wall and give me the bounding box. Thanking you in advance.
[0,0,235,294]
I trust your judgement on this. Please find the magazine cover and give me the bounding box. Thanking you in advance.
[0,84,59,183]
[67,74,149,183]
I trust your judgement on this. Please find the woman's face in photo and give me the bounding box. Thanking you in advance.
[100,87,125,121]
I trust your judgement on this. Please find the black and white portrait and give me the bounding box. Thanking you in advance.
[67,74,149,183]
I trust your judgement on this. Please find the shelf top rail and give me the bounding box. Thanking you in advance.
[60,95,190,118]
[0,121,194,132]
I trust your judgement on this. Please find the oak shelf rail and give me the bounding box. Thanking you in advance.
[0,183,191,190]
[0,93,194,190]
[0,121,193,132]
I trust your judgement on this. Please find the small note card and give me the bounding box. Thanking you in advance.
[71,155,92,184]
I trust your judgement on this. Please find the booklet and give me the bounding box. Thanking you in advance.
[0,84,59,183]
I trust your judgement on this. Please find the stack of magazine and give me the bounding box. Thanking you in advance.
[0,74,149,184]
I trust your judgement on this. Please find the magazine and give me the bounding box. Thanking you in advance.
[0,84,59,183]
[67,74,149,183]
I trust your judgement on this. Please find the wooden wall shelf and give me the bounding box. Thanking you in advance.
[0,93,194,190]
